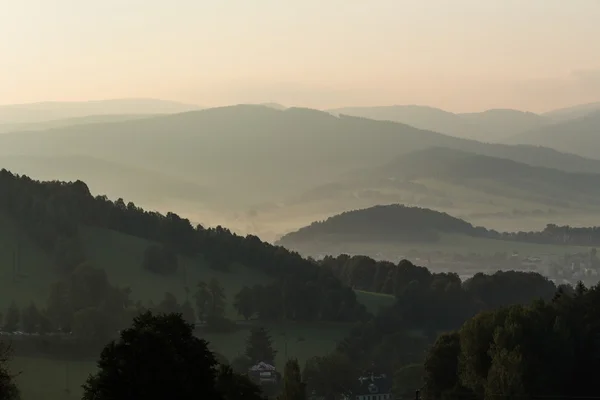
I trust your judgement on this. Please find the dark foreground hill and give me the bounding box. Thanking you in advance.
[0,169,370,324]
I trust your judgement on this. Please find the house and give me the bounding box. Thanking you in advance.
[347,373,393,400]
[248,362,280,385]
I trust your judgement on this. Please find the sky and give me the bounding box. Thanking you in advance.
[1,0,600,113]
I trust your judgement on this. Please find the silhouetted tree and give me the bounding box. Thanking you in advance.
[195,281,211,322]
[156,292,180,315]
[181,301,196,325]
[234,286,255,320]
[216,364,265,400]
[82,312,220,400]
[208,278,226,319]
[2,303,19,333]
[20,303,41,334]
[279,359,305,400]
[246,327,277,365]
[0,342,19,400]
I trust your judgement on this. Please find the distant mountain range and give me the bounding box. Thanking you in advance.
[2,105,600,207]
[328,105,548,142]
[542,102,600,122]
[0,114,157,134]
[505,111,600,159]
[0,99,598,239]
[0,98,199,124]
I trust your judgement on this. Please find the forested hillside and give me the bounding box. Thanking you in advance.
[0,170,366,323]
[278,205,478,245]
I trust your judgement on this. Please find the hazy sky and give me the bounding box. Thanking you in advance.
[1,0,600,112]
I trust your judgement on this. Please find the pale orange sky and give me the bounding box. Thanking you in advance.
[1,0,599,112]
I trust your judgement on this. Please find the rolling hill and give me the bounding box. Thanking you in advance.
[505,111,600,159]
[328,105,548,141]
[0,98,199,124]
[270,147,600,238]
[458,109,547,141]
[0,114,158,134]
[543,101,600,123]
[277,204,477,246]
[275,203,592,261]
[0,154,212,207]
[1,105,599,212]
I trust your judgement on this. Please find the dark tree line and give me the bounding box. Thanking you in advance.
[323,255,558,304]
[233,280,363,322]
[0,342,19,400]
[301,261,567,400]
[423,282,600,400]
[0,170,365,322]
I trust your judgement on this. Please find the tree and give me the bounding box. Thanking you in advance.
[303,353,358,400]
[20,303,41,334]
[156,292,180,315]
[195,281,211,322]
[3,303,19,333]
[82,311,220,400]
[181,301,196,325]
[279,359,305,400]
[245,327,277,365]
[233,286,256,321]
[393,364,424,399]
[234,286,255,320]
[0,342,19,400]
[208,278,226,319]
[423,332,464,400]
[215,364,265,400]
[231,355,253,374]
[72,307,113,343]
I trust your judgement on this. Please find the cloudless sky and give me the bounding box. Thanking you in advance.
[1,0,599,112]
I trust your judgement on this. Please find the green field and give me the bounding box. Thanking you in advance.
[0,219,272,315]
[354,290,395,314]
[13,356,95,400]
